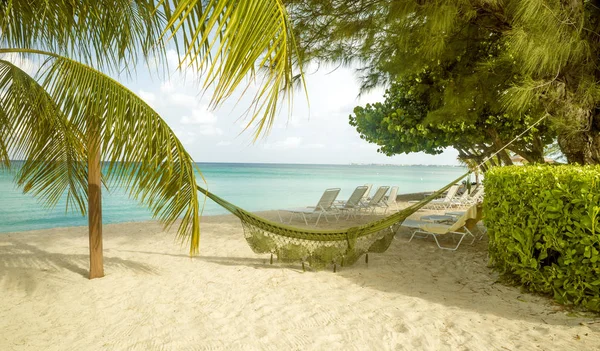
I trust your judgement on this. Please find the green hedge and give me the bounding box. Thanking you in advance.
[484,165,600,311]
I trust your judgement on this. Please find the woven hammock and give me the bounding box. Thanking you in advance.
[197,172,470,269]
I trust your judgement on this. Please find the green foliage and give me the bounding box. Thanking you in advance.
[484,165,600,311]
[288,0,600,164]
[350,71,554,167]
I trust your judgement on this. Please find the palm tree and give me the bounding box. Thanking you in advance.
[0,0,300,278]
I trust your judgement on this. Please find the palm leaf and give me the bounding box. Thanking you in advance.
[0,104,9,166]
[35,55,202,253]
[1,0,304,138]
[0,59,89,213]
[0,0,166,73]
[162,0,304,138]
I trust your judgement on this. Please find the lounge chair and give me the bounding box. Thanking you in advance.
[446,186,484,209]
[409,184,460,210]
[361,183,373,201]
[383,186,399,213]
[464,186,484,205]
[278,188,341,226]
[335,185,368,219]
[359,185,390,215]
[401,203,483,250]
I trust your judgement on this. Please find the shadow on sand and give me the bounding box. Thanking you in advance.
[114,233,599,327]
[0,238,157,294]
[114,249,300,271]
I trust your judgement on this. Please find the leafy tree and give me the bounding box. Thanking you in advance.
[503,0,600,164]
[350,70,555,169]
[0,0,299,278]
[287,0,600,164]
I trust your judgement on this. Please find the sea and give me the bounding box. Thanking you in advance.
[0,163,467,233]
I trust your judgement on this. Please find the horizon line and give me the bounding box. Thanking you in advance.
[5,159,463,167]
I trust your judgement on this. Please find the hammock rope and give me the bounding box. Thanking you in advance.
[197,171,470,269]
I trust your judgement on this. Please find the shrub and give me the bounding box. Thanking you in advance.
[484,165,600,311]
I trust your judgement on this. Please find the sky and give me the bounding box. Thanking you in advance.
[11,51,459,165]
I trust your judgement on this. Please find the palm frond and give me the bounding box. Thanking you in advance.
[0,59,88,213]
[162,0,303,138]
[0,106,10,167]
[1,0,303,139]
[35,55,202,253]
[0,0,166,73]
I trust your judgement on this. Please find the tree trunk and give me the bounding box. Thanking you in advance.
[510,147,544,164]
[88,126,104,279]
[497,150,514,166]
[557,115,600,165]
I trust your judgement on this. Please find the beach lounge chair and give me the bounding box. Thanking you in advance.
[278,188,341,226]
[409,184,460,210]
[464,186,484,205]
[400,203,482,250]
[383,186,399,213]
[446,186,484,209]
[454,185,477,202]
[359,186,390,215]
[420,205,488,239]
[361,183,373,201]
[335,185,368,219]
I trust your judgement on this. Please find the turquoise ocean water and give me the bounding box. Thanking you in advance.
[0,163,466,233]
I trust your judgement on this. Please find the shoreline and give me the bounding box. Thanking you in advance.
[0,191,435,235]
[2,209,599,350]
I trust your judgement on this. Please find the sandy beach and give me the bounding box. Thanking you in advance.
[1,209,599,350]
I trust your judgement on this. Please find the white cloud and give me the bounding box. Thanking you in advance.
[170,92,199,109]
[281,137,303,148]
[264,137,303,150]
[275,117,304,129]
[350,141,378,150]
[197,126,223,136]
[173,129,197,145]
[138,90,156,108]
[164,49,204,82]
[160,81,175,93]
[302,143,325,149]
[166,49,179,66]
[181,106,217,125]
[216,141,232,146]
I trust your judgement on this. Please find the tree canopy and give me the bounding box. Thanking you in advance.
[350,70,555,169]
[287,0,600,164]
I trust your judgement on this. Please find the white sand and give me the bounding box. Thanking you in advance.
[1,209,599,350]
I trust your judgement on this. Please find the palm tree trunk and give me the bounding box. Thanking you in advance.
[88,125,104,279]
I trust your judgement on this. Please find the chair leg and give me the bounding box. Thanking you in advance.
[411,230,467,250]
[412,230,433,240]
[476,224,487,240]
[432,232,466,251]
[408,230,420,242]
[465,228,476,244]
[314,213,322,226]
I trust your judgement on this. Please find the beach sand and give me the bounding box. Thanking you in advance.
[1,208,599,350]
